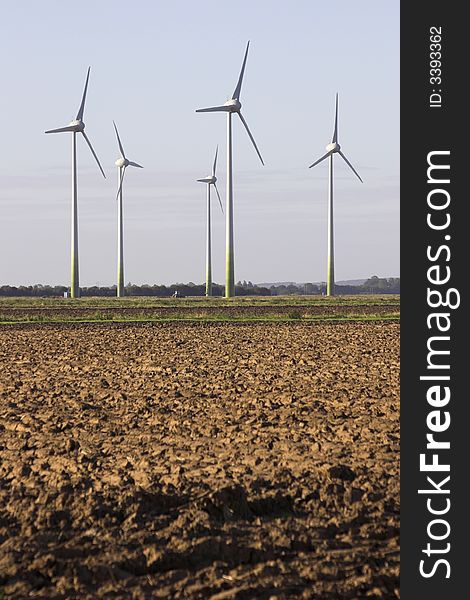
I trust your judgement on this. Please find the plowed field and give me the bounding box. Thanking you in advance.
[0,321,399,599]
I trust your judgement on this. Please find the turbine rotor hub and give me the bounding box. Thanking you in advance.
[224,98,242,112]
[115,158,128,168]
[69,119,85,132]
[326,142,340,153]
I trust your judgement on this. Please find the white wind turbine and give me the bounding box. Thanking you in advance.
[197,146,224,297]
[45,67,106,298]
[113,121,143,298]
[196,41,264,298]
[309,94,363,296]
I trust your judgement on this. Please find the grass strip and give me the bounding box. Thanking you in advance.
[0,313,400,325]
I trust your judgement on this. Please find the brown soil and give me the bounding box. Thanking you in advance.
[0,322,399,599]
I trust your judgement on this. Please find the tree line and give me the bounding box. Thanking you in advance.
[0,276,399,297]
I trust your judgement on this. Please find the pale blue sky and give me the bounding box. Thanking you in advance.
[0,0,399,286]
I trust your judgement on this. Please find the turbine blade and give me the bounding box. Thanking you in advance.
[212,145,218,177]
[232,41,250,100]
[113,121,126,159]
[195,105,228,113]
[338,151,363,182]
[128,161,143,168]
[116,167,126,201]
[81,131,106,178]
[332,93,339,143]
[308,151,331,169]
[76,67,91,121]
[45,125,76,134]
[237,112,264,165]
[214,183,224,214]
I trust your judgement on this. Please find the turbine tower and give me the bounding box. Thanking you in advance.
[45,67,106,298]
[196,41,264,298]
[197,146,223,297]
[309,94,363,296]
[113,121,143,298]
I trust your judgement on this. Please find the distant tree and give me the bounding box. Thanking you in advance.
[303,283,319,295]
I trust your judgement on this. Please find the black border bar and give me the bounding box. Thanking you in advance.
[400,3,466,597]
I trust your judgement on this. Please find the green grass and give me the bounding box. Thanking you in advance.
[0,295,399,325]
[0,294,399,309]
[0,313,400,325]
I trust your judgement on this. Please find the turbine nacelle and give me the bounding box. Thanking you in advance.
[115,157,129,168]
[68,119,85,132]
[224,98,242,112]
[197,175,217,184]
[326,142,340,153]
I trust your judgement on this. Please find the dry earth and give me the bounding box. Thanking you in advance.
[0,322,399,599]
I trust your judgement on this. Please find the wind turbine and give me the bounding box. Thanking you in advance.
[309,93,363,296]
[45,67,105,298]
[197,146,224,297]
[113,121,143,298]
[196,41,264,298]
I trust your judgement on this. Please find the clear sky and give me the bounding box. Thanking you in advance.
[0,0,399,286]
